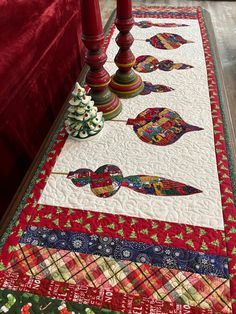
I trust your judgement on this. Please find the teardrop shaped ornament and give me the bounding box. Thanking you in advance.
[146,33,193,50]
[127,108,203,146]
[140,81,174,95]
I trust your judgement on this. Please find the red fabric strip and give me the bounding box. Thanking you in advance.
[0,270,218,313]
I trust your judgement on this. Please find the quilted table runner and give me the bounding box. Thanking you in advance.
[1,6,236,314]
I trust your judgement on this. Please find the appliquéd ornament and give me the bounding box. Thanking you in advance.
[67,164,202,198]
[135,21,189,28]
[140,81,174,95]
[133,55,193,73]
[127,108,203,146]
[146,33,193,50]
[65,83,104,140]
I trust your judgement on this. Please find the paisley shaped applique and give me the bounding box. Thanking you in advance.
[133,55,193,73]
[67,164,202,198]
[122,175,202,196]
[127,108,203,146]
[158,59,193,71]
[146,33,193,50]
[135,21,189,28]
[140,81,174,95]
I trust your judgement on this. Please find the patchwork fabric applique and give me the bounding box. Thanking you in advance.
[146,33,193,49]
[67,164,202,198]
[127,107,203,146]
[158,59,193,71]
[133,55,193,73]
[140,81,174,95]
[135,21,189,28]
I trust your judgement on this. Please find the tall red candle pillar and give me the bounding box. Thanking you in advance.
[80,0,122,120]
[110,0,144,98]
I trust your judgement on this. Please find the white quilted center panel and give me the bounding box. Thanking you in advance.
[39,18,223,230]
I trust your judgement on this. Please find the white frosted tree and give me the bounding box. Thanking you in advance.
[65,83,104,139]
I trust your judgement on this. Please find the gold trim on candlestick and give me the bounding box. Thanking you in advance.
[115,61,135,68]
[89,79,112,88]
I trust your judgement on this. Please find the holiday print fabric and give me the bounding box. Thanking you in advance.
[0,6,236,314]
[0,289,119,314]
[20,227,228,278]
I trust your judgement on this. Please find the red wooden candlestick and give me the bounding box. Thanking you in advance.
[80,0,122,120]
[110,0,144,98]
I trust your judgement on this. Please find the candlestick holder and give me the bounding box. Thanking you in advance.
[81,0,122,120]
[110,0,144,98]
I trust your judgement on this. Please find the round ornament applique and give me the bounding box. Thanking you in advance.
[127,107,203,146]
[133,55,159,73]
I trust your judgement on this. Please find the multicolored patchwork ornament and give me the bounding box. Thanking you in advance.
[65,83,104,140]
[67,164,202,198]
[133,55,193,73]
[127,108,203,146]
[158,59,193,71]
[140,81,174,95]
[146,33,193,49]
[135,21,189,28]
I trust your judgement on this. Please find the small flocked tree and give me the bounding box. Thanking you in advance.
[65,83,104,139]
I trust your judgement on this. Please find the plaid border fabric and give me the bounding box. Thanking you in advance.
[0,270,218,314]
[7,244,231,312]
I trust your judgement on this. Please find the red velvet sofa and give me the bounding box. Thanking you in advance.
[0,0,85,216]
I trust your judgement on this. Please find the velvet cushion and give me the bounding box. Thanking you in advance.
[0,0,85,216]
